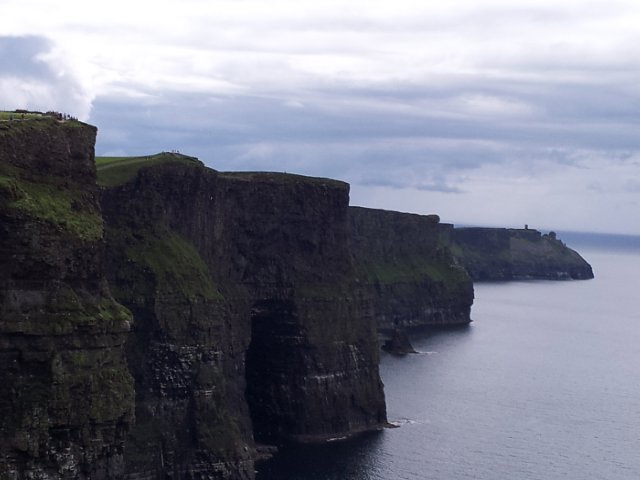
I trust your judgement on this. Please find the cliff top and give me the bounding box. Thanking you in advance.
[95,152,203,187]
[0,110,85,129]
[219,171,349,190]
[0,115,102,241]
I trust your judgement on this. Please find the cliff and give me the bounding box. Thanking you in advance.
[2,115,595,479]
[99,160,387,477]
[452,227,594,281]
[0,116,134,478]
[349,207,474,330]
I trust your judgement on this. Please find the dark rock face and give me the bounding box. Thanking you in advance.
[452,227,594,281]
[100,166,387,476]
[0,118,134,479]
[101,166,254,479]
[349,207,474,330]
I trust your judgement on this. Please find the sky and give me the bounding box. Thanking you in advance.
[2,0,640,235]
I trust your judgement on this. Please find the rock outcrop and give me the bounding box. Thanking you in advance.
[452,227,594,281]
[350,207,474,331]
[0,117,134,478]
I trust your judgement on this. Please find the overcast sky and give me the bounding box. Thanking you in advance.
[3,0,640,234]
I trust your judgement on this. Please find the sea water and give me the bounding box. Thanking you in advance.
[256,234,640,480]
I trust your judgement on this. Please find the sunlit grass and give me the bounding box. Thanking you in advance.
[95,152,202,187]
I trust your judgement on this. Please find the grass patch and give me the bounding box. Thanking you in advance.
[0,113,85,135]
[95,152,202,187]
[127,231,221,300]
[108,227,222,302]
[220,171,348,189]
[0,111,45,120]
[0,170,103,241]
[360,257,468,290]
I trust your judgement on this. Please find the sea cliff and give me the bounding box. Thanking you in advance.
[100,162,387,477]
[452,227,594,281]
[0,114,593,479]
[0,117,134,478]
[349,207,474,330]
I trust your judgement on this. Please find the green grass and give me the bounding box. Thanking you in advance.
[108,227,222,302]
[0,111,45,120]
[220,171,348,189]
[360,256,468,290]
[95,152,202,187]
[0,112,85,134]
[127,231,222,300]
[0,171,103,241]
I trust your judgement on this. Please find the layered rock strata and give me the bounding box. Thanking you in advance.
[0,117,134,479]
[100,164,387,477]
[349,207,474,331]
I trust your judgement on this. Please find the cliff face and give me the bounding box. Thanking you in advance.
[101,164,254,479]
[3,117,597,479]
[349,207,474,330]
[0,118,134,478]
[213,173,386,445]
[452,227,594,281]
[99,163,387,476]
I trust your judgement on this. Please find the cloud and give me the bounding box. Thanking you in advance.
[4,1,640,232]
[0,36,93,119]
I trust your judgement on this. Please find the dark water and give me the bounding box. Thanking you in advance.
[257,237,640,480]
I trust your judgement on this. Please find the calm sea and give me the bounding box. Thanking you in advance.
[256,233,640,480]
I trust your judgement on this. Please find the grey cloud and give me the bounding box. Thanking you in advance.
[89,32,640,199]
[90,78,640,192]
[624,179,640,192]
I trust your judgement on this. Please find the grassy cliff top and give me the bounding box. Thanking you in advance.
[219,171,348,190]
[0,111,87,134]
[95,152,203,187]
[0,111,47,120]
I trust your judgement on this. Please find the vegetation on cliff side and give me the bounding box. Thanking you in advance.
[106,225,222,303]
[220,170,349,190]
[0,166,103,241]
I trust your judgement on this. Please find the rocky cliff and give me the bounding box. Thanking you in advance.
[99,162,387,477]
[0,117,134,478]
[452,227,594,280]
[349,207,474,330]
[2,115,594,479]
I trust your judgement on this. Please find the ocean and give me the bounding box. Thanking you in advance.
[256,233,640,480]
